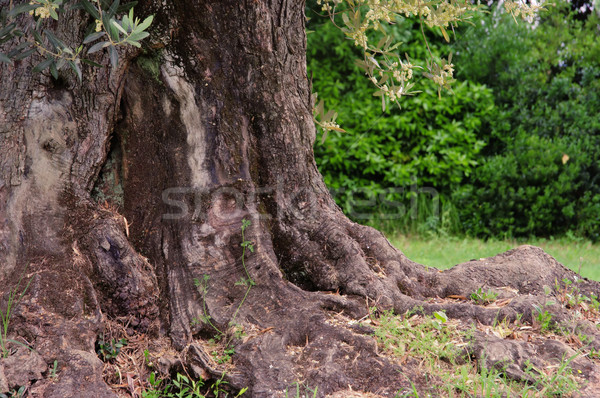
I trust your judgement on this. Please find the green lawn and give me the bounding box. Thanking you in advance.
[389,235,600,282]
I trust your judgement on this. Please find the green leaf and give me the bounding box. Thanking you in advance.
[0,52,11,64]
[135,15,153,33]
[107,0,120,18]
[440,26,450,42]
[108,45,118,68]
[32,30,43,43]
[8,3,38,18]
[315,99,324,117]
[14,48,35,61]
[81,58,103,67]
[32,58,54,73]
[111,19,128,35]
[126,31,148,42]
[87,40,110,54]
[84,31,105,44]
[50,62,59,79]
[79,0,101,19]
[116,1,137,14]
[354,59,369,72]
[368,56,380,68]
[320,129,328,144]
[102,15,118,41]
[0,23,16,38]
[125,38,141,48]
[433,311,448,323]
[49,7,59,20]
[44,29,67,51]
[69,61,82,82]
[121,14,131,32]
[56,58,66,70]
[342,12,350,27]
[7,41,28,57]
[324,109,335,122]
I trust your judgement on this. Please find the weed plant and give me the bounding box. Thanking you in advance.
[0,267,31,357]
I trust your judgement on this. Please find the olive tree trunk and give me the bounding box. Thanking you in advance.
[2,0,600,396]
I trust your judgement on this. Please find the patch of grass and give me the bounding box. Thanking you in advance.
[389,235,600,281]
[284,382,318,398]
[532,304,554,333]
[0,385,26,398]
[553,278,600,321]
[0,267,31,357]
[470,288,498,305]
[96,334,128,361]
[49,359,59,380]
[373,311,464,379]
[143,372,213,398]
[524,354,581,397]
[142,362,247,398]
[373,311,582,397]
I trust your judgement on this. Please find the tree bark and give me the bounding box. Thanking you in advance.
[2,0,600,397]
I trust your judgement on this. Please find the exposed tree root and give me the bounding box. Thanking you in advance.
[140,204,600,397]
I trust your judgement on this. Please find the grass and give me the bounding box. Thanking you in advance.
[370,310,582,397]
[284,382,318,398]
[389,235,600,281]
[0,268,31,357]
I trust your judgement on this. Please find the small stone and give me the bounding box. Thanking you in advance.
[100,238,111,251]
[1,347,46,390]
[0,364,9,394]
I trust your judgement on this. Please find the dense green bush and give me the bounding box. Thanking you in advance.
[454,133,600,240]
[452,2,600,240]
[308,1,600,240]
[307,7,494,233]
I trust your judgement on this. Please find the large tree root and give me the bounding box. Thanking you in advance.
[176,205,600,397]
[123,201,599,397]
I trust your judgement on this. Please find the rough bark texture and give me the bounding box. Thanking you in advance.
[2,0,600,397]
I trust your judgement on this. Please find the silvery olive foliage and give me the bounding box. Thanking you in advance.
[312,0,545,134]
[0,0,153,81]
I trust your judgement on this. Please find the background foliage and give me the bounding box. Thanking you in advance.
[308,0,600,240]
[307,3,494,235]
[451,2,600,240]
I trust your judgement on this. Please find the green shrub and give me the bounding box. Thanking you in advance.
[454,133,600,240]
[451,1,600,240]
[307,5,494,233]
